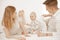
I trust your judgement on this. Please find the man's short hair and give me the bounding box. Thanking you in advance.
[43,0,58,6]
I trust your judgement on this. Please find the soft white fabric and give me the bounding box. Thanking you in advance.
[48,9,60,32]
[26,20,47,34]
[54,9,60,32]
[0,26,6,40]
[48,16,57,32]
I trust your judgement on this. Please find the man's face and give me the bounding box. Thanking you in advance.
[46,5,53,13]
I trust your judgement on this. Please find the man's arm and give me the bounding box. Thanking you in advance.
[42,14,53,17]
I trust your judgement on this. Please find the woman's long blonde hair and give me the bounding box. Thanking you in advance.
[2,6,16,30]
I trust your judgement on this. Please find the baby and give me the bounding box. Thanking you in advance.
[18,10,28,36]
[26,12,42,34]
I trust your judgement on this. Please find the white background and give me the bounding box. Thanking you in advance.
[0,0,60,25]
[0,0,60,40]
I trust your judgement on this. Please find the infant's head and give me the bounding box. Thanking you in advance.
[18,10,24,17]
[30,12,36,21]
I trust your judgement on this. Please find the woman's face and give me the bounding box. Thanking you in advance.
[12,12,16,20]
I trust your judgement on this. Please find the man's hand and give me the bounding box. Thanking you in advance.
[45,33,53,36]
[42,14,49,17]
[42,14,52,17]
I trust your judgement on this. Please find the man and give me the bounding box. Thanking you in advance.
[43,0,60,32]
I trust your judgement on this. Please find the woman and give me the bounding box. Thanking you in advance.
[2,6,16,36]
[2,6,26,40]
